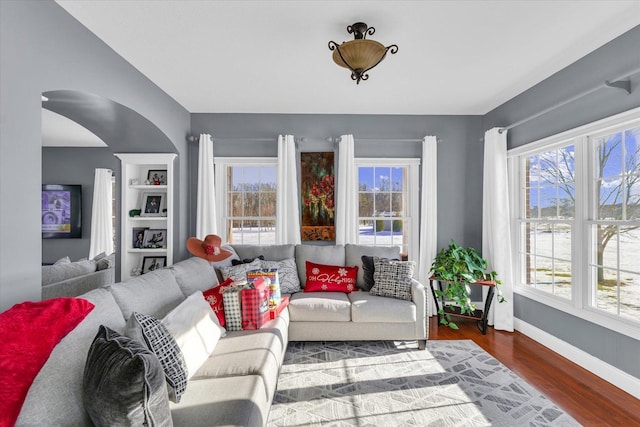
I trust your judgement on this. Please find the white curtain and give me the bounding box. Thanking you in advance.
[418,136,438,316]
[482,127,514,331]
[276,134,301,244]
[196,133,217,238]
[88,168,113,259]
[335,134,357,245]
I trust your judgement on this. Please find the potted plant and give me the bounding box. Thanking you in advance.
[430,240,505,329]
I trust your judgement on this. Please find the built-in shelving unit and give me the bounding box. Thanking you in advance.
[115,153,177,280]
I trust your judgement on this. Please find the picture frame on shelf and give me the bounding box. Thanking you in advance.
[142,228,167,248]
[132,227,148,248]
[142,256,167,274]
[140,192,165,216]
[147,169,167,185]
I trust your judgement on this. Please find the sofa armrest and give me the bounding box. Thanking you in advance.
[42,268,115,300]
[411,278,428,341]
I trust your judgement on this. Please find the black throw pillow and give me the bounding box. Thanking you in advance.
[231,255,265,266]
[83,325,173,427]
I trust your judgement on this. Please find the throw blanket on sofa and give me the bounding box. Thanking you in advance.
[0,298,94,427]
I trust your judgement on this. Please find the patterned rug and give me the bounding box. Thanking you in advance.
[267,340,580,427]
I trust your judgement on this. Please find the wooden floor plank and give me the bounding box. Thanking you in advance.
[428,317,640,426]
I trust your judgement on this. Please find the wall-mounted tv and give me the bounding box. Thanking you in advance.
[42,184,82,239]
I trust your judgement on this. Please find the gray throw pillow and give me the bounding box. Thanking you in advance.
[370,257,415,301]
[360,255,400,291]
[219,258,262,283]
[261,258,301,294]
[126,312,188,403]
[83,325,173,427]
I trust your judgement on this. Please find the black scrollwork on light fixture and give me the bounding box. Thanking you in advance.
[328,22,398,84]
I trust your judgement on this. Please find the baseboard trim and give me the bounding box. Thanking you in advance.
[514,318,640,399]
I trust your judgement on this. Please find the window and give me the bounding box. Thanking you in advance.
[510,108,640,337]
[215,158,277,245]
[355,158,419,260]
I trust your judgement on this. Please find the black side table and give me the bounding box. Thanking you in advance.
[429,278,496,334]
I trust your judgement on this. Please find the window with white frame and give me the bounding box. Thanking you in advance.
[355,158,420,260]
[215,158,277,245]
[510,108,640,335]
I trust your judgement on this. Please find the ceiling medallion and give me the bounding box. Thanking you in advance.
[328,22,398,84]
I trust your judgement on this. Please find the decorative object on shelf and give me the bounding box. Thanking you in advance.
[142,229,167,249]
[140,192,165,217]
[430,240,505,330]
[130,179,139,186]
[132,227,148,249]
[147,169,167,185]
[129,209,142,218]
[141,256,167,274]
[301,152,335,241]
[328,22,398,84]
[131,267,143,276]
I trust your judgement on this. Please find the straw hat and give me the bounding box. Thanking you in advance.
[186,234,233,262]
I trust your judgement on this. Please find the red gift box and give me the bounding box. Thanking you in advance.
[241,279,270,330]
[269,296,289,319]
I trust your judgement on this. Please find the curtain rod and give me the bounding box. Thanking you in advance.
[187,135,306,143]
[328,137,442,143]
[498,65,640,134]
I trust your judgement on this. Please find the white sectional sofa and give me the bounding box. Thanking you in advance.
[15,244,427,426]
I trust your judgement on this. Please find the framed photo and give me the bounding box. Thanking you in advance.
[140,192,166,216]
[142,256,167,274]
[142,228,167,248]
[132,227,149,248]
[147,169,167,185]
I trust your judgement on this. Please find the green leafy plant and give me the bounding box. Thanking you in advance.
[430,240,505,329]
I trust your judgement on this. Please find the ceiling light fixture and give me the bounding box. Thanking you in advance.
[328,22,398,84]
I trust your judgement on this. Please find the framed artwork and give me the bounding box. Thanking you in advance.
[132,227,148,249]
[142,256,167,274]
[140,192,165,216]
[147,169,167,185]
[300,152,335,241]
[142,229,167,248]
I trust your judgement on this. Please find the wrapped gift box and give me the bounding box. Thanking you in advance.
[241,278,270,330]
[269,296,290,320]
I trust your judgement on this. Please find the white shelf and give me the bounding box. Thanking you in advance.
[115,153,177,281]
[129,185,168,190]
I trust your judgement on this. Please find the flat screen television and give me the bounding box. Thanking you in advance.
[42,184,82,239]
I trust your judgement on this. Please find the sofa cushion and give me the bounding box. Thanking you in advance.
[345,244,401,290]
[83,326,172,427]
[170,375,268,427]
[108,269,185,320]
[295,244,345,287]
[219,258,262,282]
[348,291,417,323]
[42,259,96,286]
[261,258,300,293]
[361,255,400,292]
[162,292,222,379]
[191,331,282,399]
[304,261,358,293]
[233,244,295,261]
[125,312,188,403]
[288,292,351,321]
[16,288,127,427]
[370,258,416,301]
[170,257,219,297]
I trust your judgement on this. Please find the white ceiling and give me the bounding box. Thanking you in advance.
[56,0,640,115]
[41,108,107,147]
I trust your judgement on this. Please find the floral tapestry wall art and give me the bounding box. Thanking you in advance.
[301,152,335,241]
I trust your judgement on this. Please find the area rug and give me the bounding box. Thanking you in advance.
[267,340,580,427]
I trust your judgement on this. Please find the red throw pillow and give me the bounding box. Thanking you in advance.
[203,278,234,326]
[304,261,358,293]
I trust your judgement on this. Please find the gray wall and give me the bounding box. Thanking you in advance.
[483,25,640,377]
[191,113,485,252]
[0,0,191,310]
[41,147,118,264]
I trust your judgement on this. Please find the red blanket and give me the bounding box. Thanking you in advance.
[0,298,94,427]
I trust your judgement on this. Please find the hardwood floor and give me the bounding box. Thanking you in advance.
[428,317,640,426]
